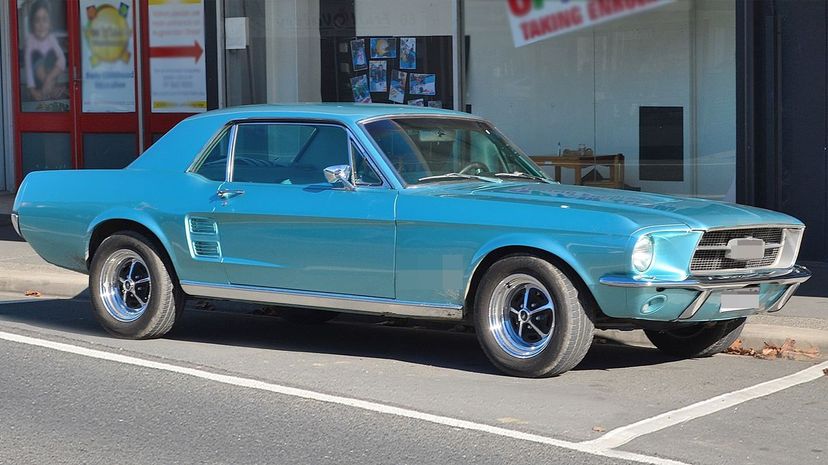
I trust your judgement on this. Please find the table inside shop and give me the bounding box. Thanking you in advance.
[530,153,625,189]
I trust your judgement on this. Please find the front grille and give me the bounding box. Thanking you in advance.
[697,228,783,247]
[690,248,778,272]
[690,228,784,273]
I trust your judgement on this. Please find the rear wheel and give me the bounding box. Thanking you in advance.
[473,255,594,378]
[644,318,746,358]
[89,232,183,339]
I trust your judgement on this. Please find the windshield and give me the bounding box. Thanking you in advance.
[362,117,550,186]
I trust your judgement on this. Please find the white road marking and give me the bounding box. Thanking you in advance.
[582,359,828,450]
[0,330,686,465]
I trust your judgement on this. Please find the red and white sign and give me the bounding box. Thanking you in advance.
[507,0,674,47]
[148,0,206,113]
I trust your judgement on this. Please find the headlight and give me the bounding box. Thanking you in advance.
[632,235,654,272]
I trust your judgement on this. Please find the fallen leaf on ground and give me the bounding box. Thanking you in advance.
[823,368,827,376]
[726,339,756,357]
[727,338,819,360]
[592,426,606,433]
[24,290,41,297]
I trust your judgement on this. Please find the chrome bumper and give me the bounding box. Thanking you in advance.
[10,211,21,238]
[599,265,811,320]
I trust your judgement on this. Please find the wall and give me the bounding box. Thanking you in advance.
[355,0,454,36]
[464,0,735,199]
[264,0,321,102]
[224,0,321,105]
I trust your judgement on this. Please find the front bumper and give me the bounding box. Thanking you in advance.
[599,265,811,320]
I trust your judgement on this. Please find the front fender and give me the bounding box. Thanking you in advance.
[463,232,628,300]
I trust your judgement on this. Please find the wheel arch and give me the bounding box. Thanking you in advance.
[86,215,180,285]
[463,244,602,321]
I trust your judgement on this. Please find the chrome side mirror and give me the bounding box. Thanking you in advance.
[323,165,355,190]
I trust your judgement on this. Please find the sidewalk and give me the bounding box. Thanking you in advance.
[1,192,826,358]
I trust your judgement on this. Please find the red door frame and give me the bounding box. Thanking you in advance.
[9,0,201,187]
[9,0,81,185]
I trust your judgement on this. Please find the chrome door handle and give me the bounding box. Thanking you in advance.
[217,189,245,199]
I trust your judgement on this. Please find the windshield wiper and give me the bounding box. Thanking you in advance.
[418,173,503,184]
[493,172,557,184]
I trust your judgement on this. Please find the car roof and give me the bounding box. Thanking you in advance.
[129,103,485,173]
[187,103,481,124]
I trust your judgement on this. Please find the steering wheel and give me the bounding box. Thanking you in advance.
[458,161,490,175]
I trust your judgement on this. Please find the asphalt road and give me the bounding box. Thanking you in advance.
[0,293,825,465]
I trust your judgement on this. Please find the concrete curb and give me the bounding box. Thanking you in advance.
[0,269,88,299]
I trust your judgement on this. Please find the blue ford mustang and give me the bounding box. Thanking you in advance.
[11,104,811,377]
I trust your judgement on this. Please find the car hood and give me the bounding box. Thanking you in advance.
[410,182,802,230]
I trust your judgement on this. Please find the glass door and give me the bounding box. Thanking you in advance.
[12,0,75,181]
[11,0,140,183]
[74,0,140,169]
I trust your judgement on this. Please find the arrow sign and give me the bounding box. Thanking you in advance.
[149,41,203,63]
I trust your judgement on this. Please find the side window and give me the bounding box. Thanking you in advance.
[352,142,383,186]
[193,128,232,181]
[232,123,349,185]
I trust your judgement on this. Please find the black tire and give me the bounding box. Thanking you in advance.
[266,306,339,324]
[473,255,594,378]
[644,318,746,358]
[89,232,183,339]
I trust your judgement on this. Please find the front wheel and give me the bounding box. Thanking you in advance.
[644,318,746,358]
[89,232,183,339]
[473,255,594,378]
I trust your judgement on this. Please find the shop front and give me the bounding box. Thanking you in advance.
[2,0,826,262]
[2,0,736,198]
[5,0,220,183]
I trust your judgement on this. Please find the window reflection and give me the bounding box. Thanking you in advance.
[18,0,70,112]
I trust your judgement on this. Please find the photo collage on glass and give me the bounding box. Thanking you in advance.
[348,36,440,108]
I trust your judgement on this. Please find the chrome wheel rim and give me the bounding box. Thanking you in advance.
[488,274,555,359]
[99,250,151,322]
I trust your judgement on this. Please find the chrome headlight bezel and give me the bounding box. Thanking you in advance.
[632,234,654,273]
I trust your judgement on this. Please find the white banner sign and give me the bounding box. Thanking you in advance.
[148,0,206,113]
[507,0,674,48]
[80,0,136,113]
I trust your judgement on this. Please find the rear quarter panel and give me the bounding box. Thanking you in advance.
[15,169,224,284]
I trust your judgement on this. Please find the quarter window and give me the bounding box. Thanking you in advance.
[193,128,232,181]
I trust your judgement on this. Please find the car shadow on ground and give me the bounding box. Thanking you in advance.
[0,294,684,376]
[0,217,24,242]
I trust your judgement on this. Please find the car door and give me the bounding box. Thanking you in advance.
[212,121,397,298]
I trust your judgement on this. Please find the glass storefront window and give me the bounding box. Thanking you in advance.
[221,0,456,108]
[465,0,736,201]
[215,0,735,201]
[17,0,70,113]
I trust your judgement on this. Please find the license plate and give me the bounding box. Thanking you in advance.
[720,287,760,312]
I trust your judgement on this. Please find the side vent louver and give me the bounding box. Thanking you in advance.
[192,241,220,258]
[187,216,221,260]
[189,217,217,234]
